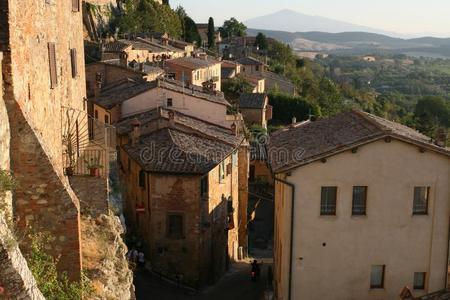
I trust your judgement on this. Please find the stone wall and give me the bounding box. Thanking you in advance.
[0,0,87,279]
[0,51,45,300]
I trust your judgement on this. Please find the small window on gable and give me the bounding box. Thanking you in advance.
[352,186,367,215]
[139,170,146,188]
[72,0,80,12]
[104,115,109,124]
[167,98,173,107]
[370,265,385,289]
[413,187,429,215]
[219,161,226,183]
[167,214,184,239]
[48,42,57,89]
[320,187,337,216]
[413,272,426,290]
[70,48,78,78]
[200,176,208,198]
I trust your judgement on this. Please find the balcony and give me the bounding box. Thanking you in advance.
[61,106,118,217]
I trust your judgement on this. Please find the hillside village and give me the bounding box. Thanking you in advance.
[0,1,449,300]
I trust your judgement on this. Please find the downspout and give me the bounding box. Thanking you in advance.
[274,176,296,300]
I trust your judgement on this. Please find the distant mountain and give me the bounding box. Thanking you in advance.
[244,9,400,37]
[246,28,450,58]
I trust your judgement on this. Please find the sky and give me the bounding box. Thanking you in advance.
[169,0,450,37]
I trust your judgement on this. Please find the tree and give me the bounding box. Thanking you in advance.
[183,16,202,45]
[254,32,268,50]
[222,76,254,101]
[162,0,169,5]
[117,0,181,37]
[207,17,216,49]
[414,96,450,136]
[219,18,247,38]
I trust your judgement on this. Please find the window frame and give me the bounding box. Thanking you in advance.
[138,170,146,189]
[413,272,426,290]
[70,48,78,78]
[370,265,385,289]
[200,176,209,199]
[413,186,430,215]
[352,186,368,216]
[48,42,58,89]
[72,0,80,12]
[166,213,184,239]
[219,161,226,183]
[167,98,173,107]
[320,186,337,216]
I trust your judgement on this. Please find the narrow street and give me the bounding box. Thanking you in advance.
[134,261,270,300]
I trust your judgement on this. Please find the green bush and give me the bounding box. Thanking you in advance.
[268,92,319,125]
[28,233,93,300]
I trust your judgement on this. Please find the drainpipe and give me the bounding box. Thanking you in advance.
[274,176,296,300]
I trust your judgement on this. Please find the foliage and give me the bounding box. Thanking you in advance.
[0,170,16,194]
[222,76,254,102]
[268,92,320,125]
[207,17,216,49]
[254,32,268,50]
[414,96,450,136]
[27,233,93,300]
[116,0,182,37]
[219,18,247,38]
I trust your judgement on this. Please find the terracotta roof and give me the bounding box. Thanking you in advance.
[94,79,155,109]
[268,110,450,173]
[415,288,450,299]
[239,93,267,109]
[250,140,267,161]
[166,57,221,70]
[222,60,240,69]
[116,108,243,147]
[237,57,264,66]
[123,128,236,174]
[103,41,131,53]
[92,77,230,109]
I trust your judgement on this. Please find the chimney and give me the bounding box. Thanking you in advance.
[130,119,141,146]
[435,128,447,147]
[168,110,175,127]
[231,123,238,136]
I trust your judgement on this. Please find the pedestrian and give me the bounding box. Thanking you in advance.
[138,251,145,269]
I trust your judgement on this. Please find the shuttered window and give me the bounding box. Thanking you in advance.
[70,48,78,78]
[48,42,57,89]
[139,170,146,188]
[72,0,80,12]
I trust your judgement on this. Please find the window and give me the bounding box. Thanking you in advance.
[139,170,146,188]
[72,0,80,12]
[413,272,426,290]
[352,186,367,215]
[320,187,337,215]
[255,66,260,71]
[413,187,430,215]
[104,115,109,124]
[200,176,208,198]
[70,48,78,78]
[48,42,57,89]
[167,214,184,239]
[370,265,385,289]
[219,161,226,183]
[94,110,99,119]
[167,98,173,107]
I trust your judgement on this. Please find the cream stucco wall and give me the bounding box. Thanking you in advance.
[274,139,450,300]
[121,87,228,126]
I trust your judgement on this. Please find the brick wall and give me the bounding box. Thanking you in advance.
[1,0,86,279]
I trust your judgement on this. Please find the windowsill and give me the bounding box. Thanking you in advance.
[369,287,385,290]
[413,288,425,291]
[351,213,367,217]
[412,213,428,216]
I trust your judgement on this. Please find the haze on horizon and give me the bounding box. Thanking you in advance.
[170,0,450,38]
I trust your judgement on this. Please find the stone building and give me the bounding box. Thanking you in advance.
[237,57,296,95]
[0,0,89,280]
[238,93,272,129]
[269,111,450,300]
[165,56,222,91]
[89,77,231,126]
[115,108,248,287]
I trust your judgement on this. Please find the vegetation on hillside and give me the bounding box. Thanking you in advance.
[176,6,202,45]
[114,0,182,37]
[219,18,247,38]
